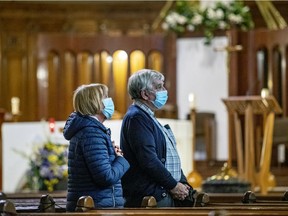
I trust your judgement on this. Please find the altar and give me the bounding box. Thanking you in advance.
[2,118,192,193]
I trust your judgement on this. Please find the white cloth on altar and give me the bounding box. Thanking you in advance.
[2,118,192,193]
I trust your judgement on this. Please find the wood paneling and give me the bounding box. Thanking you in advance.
[228,27,288,164]
[0,0,177,122]
[35,33,175,121]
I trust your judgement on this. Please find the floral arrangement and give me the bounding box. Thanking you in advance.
[19,140,68,192]
[162,0,254,44]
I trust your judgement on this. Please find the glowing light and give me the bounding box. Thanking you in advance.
[49,118,55,133]
[188,93,196,109]
[11,97,20,115]
[106,55,113,63]
[117,50,128,61]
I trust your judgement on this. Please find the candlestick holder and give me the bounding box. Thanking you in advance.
[187,108,203,189]
[11,112,21,122]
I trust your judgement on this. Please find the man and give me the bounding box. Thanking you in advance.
[120,69,195,207]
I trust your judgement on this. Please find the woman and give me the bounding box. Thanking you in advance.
[63,83,130,212]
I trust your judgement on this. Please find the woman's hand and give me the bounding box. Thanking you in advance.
[112,141,123,157]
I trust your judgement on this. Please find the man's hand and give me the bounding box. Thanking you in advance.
[170,182,190,200]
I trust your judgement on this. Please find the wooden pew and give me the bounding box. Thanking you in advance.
[4,191,288,216]
[3,192,66,213]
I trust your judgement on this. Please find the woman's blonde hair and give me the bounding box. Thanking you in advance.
[73,83,108,115]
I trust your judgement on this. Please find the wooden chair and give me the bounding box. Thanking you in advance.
[188,112,216,162]
[195,112,216,162]
[257,117,288,166]
[272,117,288,164]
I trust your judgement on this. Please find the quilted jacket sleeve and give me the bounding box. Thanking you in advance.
[81,130,130,187]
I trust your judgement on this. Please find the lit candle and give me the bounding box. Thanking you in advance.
[11,97,20,115]
[49,117,55,133]
[261,88,270,98]
[188,93,196,110]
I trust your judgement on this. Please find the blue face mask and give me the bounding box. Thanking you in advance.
[102,97,114,119]
[152,90,168,109]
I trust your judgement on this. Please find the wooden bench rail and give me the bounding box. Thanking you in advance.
[15,207,288,216]
[3,191,288,215]
[207,191,288,203]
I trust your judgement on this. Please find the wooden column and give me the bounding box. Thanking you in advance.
[187,108,202,188]
[244,103,256,188]
[0,108,6,191]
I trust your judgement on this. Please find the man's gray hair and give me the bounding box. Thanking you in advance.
[128,69,164,100]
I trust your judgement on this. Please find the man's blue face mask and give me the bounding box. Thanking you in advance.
[152,90,168,109]
[102,97,114,119]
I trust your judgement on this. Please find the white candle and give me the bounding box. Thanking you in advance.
[261,88,270,98]
[11,97,20,115]
[188,93,196,109]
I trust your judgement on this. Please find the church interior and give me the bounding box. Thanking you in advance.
[1,0,288,215]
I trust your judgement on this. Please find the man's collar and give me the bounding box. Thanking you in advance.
[134,100,155,116]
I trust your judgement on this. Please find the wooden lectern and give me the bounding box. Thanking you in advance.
[222,96,282,194]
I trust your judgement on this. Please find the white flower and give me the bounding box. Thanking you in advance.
[162,0,253,44]
[40,166,51,178]
[165,12,188,27]
[242,6,250,13]
[165,12,178,26]
[176,14,188,25]
[187,24,195,32]
[218,21,227,29]
[220,1,231,7]
[207,8,216,19]
[191,14,203,25]
[215,9,224,19]
[161,22,169,30]
[228,14,243,24]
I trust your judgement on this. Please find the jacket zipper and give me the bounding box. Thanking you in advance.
[112,186,116,207]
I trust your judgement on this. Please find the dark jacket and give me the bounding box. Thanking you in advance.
[63,112,130,211]
[120,105,188,207]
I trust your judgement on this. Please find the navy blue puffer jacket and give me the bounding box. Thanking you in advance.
[63,112,130,211]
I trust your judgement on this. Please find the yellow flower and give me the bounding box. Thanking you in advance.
[45,142,55,151]
[48,154,58,163]
[44,178,59,192]
[63,169,68,178]
[54,145,65,154]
